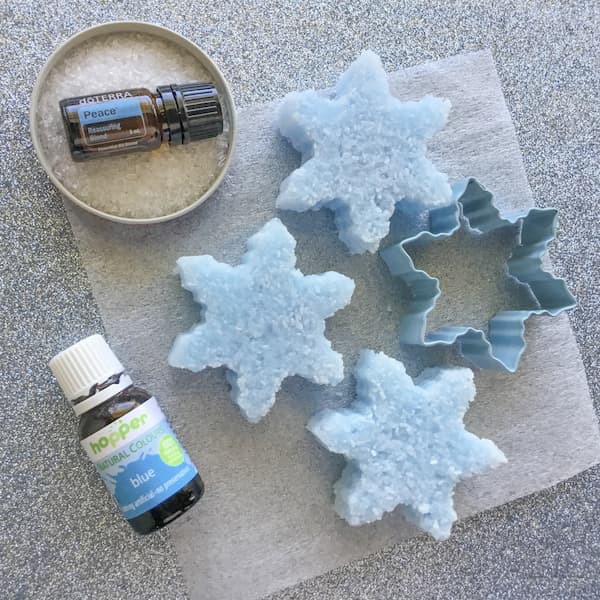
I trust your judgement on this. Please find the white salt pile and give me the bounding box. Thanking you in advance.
[36,33,230,219]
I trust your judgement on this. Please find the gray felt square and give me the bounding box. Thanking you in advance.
[64,50,600,600]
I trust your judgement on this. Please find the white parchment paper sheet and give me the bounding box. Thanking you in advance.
[65,51,600,600]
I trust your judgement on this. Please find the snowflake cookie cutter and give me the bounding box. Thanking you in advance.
[380,178,577,372]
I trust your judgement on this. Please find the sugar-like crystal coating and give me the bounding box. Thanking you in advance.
[308,350,506,539]
[169,218,355,423]
[276,50,452,254]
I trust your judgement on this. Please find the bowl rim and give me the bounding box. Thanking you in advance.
[29,20,237,225]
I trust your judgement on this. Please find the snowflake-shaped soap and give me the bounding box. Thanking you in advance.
[169,218,355,423]
[276,50,452,254]
[308,350,506,539]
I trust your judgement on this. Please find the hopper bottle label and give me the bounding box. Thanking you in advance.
[81,398,198,519]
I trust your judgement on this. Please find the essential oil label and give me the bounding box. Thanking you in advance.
[81,398,198,520]
[78,97,147,146]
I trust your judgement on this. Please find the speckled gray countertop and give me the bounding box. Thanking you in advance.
[1,2,598,599]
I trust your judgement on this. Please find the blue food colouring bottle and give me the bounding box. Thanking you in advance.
[49,334,204,534]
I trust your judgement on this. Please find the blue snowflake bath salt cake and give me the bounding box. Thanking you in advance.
[276,50,452,254]
[169,218,355,423]
[308,351,506,539]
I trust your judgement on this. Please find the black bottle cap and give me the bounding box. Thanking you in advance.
[157,82,223,145]
[172,82,223,144]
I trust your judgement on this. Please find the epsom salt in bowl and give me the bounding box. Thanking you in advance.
[30,21,237,224]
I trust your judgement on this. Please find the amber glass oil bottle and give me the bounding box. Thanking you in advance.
[60,82,223,161]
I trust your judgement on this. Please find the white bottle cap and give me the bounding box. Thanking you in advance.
[49,334,125,402]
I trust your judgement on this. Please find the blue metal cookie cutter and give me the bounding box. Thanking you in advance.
[380,178,576,372]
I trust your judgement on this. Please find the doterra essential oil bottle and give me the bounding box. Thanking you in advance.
[60,82,223,161]
[49,334,204,534]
